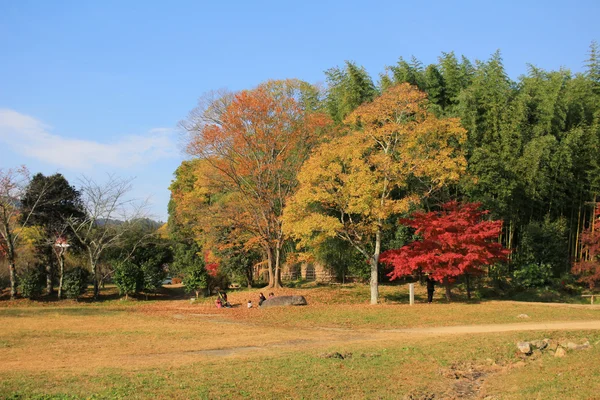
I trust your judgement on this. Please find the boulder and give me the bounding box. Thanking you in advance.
[544,339,558,351]
[531,340,548,350]
[260,295,308,308]
[554,347,567,358]
[517,342,532,354]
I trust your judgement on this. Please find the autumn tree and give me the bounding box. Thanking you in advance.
[0,167,52,299]
[380,202,509,300]
[183,79,332,288]
[284,84,467,304]
[572,205,600,289]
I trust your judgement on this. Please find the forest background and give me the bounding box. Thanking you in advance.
[2,42,600,303]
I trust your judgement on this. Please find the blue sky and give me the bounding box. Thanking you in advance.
[1,0,598,221]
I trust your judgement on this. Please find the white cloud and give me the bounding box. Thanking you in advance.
[0,109,178,170]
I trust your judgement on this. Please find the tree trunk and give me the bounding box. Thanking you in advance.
[45,258,54,296]
[273,246,282,288]
[267,248,275,288]
[9,260,17,300]
[245,263,253,289]
[444,278,452,301]
[89,251,99,300]
[465,274,471,300]
[92,263,99,299]
[369,230,382,305]
[57,252,65,300]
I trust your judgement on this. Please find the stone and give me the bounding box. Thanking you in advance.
[528,349,543,360]
[516,314,530,319]
[574,341,591,350]
[531,340,548,350]
[260,295,308,308]
[517,342,532,354]
[554,347,567,358]
[545,339,558,351]
[566,342,579,350]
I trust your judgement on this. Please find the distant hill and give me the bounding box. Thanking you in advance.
[96,218,163,230]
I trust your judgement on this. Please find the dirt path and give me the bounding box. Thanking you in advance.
[382,320,600,335]
[156,319,600,359]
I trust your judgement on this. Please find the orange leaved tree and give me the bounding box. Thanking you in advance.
[184,80,331,288]
[283,84,467,304]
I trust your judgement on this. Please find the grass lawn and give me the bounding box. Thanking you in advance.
[1,284,599,399]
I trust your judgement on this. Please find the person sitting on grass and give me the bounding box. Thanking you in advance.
[219,291,232,308]
[247,300,252,309]
[258,292,266,306]
[268,292,275,299]
[215,298,223,308]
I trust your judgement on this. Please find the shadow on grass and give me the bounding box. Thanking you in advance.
[0,284,193,304]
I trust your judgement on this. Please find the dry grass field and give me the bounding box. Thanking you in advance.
[1,284,599,399]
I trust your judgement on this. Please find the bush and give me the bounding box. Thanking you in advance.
[513,263,553,288]
[18,268,44,299]
[62,267,90,300]
[113,260,142,299]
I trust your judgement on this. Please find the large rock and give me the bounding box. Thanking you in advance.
[531,340,548,350]
[517,342,532,354]
[260,295,308,308]
[554,347,567,358]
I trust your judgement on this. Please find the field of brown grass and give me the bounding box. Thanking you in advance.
[1,284,599,399]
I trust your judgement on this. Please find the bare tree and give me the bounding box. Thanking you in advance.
[0,167,51,299]
[66,175,148,299]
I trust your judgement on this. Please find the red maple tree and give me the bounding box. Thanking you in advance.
[572,205,600,290]
[380,201,509,300]
[205,262,219,277]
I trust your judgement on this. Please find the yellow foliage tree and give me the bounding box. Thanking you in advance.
[283,84,467,303]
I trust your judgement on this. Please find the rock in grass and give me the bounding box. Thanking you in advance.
[516,314,530,319]
[531,340,548,350]
[260,295,308,308]
[545,339,558,351]
[517,342,532,354]
[554,347,567,358]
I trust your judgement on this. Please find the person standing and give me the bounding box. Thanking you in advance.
[426,275,435,304]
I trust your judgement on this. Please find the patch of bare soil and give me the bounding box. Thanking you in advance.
[438,362,502,399]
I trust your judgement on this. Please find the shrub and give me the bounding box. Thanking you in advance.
[18,268,44,299]
[62,267,90,300]
[113,260,142,299]
[513,263,553,288]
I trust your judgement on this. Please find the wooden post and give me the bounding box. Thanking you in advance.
[409,283,414,306]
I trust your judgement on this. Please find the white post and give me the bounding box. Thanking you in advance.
[409,283,414,306]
